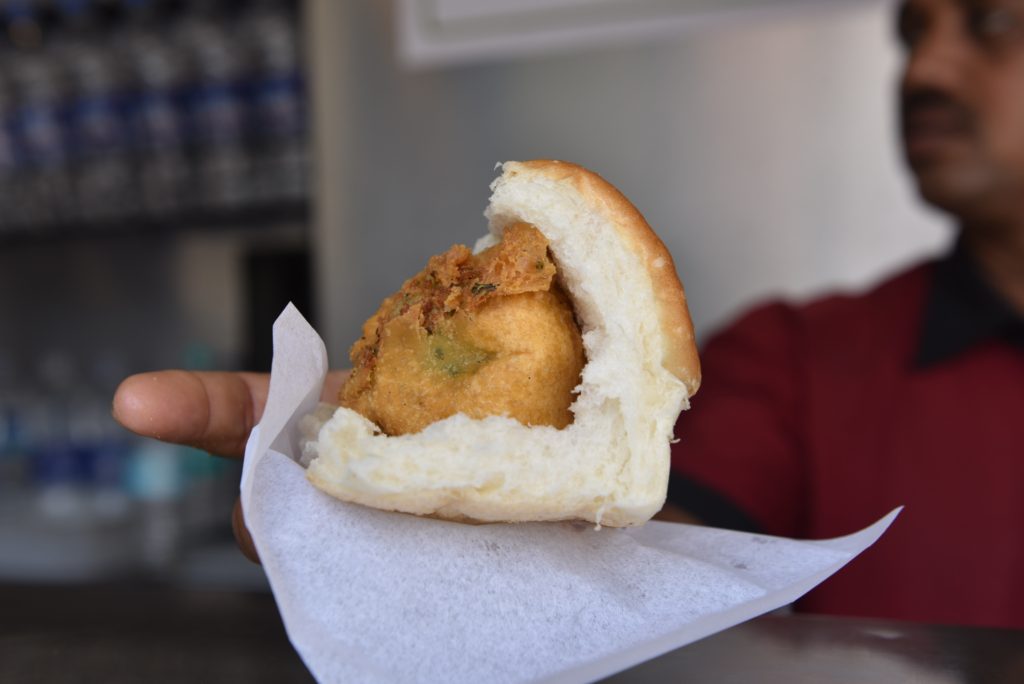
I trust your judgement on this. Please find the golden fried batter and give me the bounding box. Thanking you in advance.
[340,223,585,435]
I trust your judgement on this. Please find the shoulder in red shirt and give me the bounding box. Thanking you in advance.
[670,256,1024,628]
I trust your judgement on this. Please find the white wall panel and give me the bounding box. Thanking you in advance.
[308,0,950,358]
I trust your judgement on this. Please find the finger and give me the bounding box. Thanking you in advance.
[654,501,702,525]
[113,369,352,458]
[112,370,269,458]
[232,498,260,564]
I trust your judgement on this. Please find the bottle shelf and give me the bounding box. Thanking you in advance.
[0,199,310,246]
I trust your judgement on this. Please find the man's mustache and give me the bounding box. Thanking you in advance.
[901,88,975,134]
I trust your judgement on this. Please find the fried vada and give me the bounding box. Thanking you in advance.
[339,222,585,435]
[303,160,700,527]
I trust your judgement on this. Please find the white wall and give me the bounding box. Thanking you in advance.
[653,3,952,335]
[309,0,952,361]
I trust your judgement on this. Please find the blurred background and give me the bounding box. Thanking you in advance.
[0,0,949,590]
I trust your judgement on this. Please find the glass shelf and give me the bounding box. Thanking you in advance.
[0,201,311,247]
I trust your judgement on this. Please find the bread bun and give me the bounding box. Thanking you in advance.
[303,160,700,526]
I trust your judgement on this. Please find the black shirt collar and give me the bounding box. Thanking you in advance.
[915,238,1024,369]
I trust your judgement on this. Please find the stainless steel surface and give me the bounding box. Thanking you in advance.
[605,613,1024,683]
[3,584,1022,683]
[0,584,313,684]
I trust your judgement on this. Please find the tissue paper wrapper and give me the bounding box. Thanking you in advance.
[241,305,899,684]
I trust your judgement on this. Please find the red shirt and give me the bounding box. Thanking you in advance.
[669,246,1024,628]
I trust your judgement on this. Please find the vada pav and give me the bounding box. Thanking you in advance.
[301,160,700,527]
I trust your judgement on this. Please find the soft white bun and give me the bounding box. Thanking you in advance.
[304,160,700,526]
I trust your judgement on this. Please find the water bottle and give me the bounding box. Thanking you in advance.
[67,352,134,524]
[239,0,307,204]
[125,439,185,574]
[54,0,137,223]
[6,1,75,228]
[0,73,21,232]
[0,348,29,495]
[118,0,192,218]
[30,350,88,526]
[175,0,252,211]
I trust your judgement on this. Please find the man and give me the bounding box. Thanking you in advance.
[113,0,1024,625]
[664,0,1024,628]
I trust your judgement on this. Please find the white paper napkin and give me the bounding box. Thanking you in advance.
[241,304,899,684]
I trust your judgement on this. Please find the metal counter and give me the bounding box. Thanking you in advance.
[2,584,1021,683]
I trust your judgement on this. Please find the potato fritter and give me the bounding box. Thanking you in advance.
[340,223,585,435]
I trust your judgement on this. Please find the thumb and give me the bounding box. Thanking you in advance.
[232,497,260,564]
